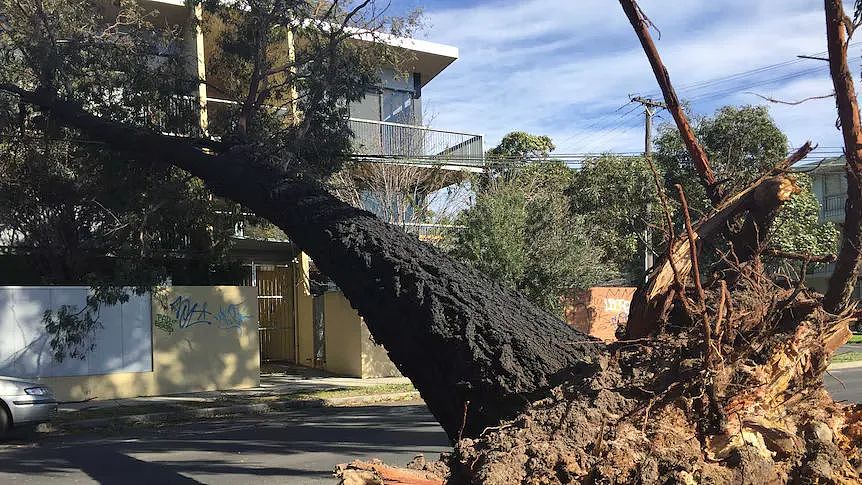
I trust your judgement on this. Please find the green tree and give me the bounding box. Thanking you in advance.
[482,131,557,182]
[569,155,665,282]
[0,0,412,358]
[654,104,837,256]
[487,131,556,159]
[771,172,840,256]
[0,1,247,358]
[451,157,614,314]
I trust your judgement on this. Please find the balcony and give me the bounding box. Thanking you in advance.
[232,216,461,247]
[348,118,484,171]
[203,104,485,172]
[401,222,463,245]
[822,194,845,220]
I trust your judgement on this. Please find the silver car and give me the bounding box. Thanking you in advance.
[0,376,58,437]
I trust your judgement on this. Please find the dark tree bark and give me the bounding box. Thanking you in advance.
[4,87,605,442]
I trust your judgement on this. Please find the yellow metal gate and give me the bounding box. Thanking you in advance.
[249,265,296,362]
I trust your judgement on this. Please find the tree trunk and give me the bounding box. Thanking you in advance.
[10,90,605,442]
[823,0,862,314]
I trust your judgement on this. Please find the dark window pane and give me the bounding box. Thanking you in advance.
[349,91,381,120]
[382,89,414,124]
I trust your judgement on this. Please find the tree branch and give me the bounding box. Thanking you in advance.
[619,0,723,205]
[746,92,835,106]
[763,248,837,264]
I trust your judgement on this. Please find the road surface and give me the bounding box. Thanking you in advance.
[0,368,859,484]
[825,364,862,403]
[0,401,449,484]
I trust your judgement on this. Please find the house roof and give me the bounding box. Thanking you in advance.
[148,1,458,87]
[795,155,846,174]
[298,21,458,87]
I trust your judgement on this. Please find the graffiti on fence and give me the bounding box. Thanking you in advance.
[214,303,250,330]
[170,296,213,329]
[604,297,631,327]
[156,293,251,333]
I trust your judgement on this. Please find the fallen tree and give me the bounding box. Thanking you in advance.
[430,1,862,482]
[2,0,861,483]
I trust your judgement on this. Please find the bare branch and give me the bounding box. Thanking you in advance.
[619,0,723,205]
[746,91,834,106]
[763,249,837,263]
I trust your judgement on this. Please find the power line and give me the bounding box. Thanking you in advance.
[637,42,860,100]
[559,45,857,154]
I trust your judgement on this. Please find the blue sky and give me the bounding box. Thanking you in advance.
[399,0,856,162]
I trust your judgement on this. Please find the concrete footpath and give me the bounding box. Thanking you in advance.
[831,343,862,369]
[46,354,862,434]
[49,364,416,433]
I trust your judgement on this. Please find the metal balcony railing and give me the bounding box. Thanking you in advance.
[822,194,845,219]
[348,118,484,169]
[400,222,463,244]
[231,214,461,246]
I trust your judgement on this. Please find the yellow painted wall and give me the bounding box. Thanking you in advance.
[316,291,402,378]
[294,253,316,367]
[322,292,362,377]
[360,320,402,378]
[41,286,259,401]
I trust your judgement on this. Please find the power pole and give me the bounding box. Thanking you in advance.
[629,95,667,276]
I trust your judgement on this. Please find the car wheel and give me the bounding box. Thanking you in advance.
[0,403,10,439]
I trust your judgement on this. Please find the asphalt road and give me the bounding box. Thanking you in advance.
[825,364,862,403]
[0,367,859,485]
[0,401,449,484]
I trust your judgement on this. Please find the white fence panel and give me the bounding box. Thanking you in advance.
[0,287,153,378]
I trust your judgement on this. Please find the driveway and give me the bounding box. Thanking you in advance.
[0,401,449,484]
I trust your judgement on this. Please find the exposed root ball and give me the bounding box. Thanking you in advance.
[446,278,862,484]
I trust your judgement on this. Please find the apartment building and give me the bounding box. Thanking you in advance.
[143,0,482,375]
[803,156,862,298]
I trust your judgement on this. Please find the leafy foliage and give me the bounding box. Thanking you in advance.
[487,131,556,159]
[451,155,614,314]
[199,0,421,176]
[0,0,413,358]
[483,131,557,182]
[771,173,840,256]
[569,155,666,282]
[0,1,240,289]
[654,105,837,255]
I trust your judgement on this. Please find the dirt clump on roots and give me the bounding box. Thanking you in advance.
[337,269,862,484]
[444,272,862,484]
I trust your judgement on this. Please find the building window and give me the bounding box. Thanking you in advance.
[348,87,417,125]
[381,89,414,125]
[349,90,381,120]
[824,174,847,197]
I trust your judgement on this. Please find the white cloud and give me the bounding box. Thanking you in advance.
[419,0,849,159]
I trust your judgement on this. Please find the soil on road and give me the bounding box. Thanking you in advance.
[0,401,448,484]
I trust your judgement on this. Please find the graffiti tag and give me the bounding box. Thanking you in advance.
[605,298,631,328]
[164,295,250,332]
[169,296,213,328]
[604,298,631,314]
[214,303,249,330]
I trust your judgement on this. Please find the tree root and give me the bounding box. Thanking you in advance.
[338,270,862,484]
